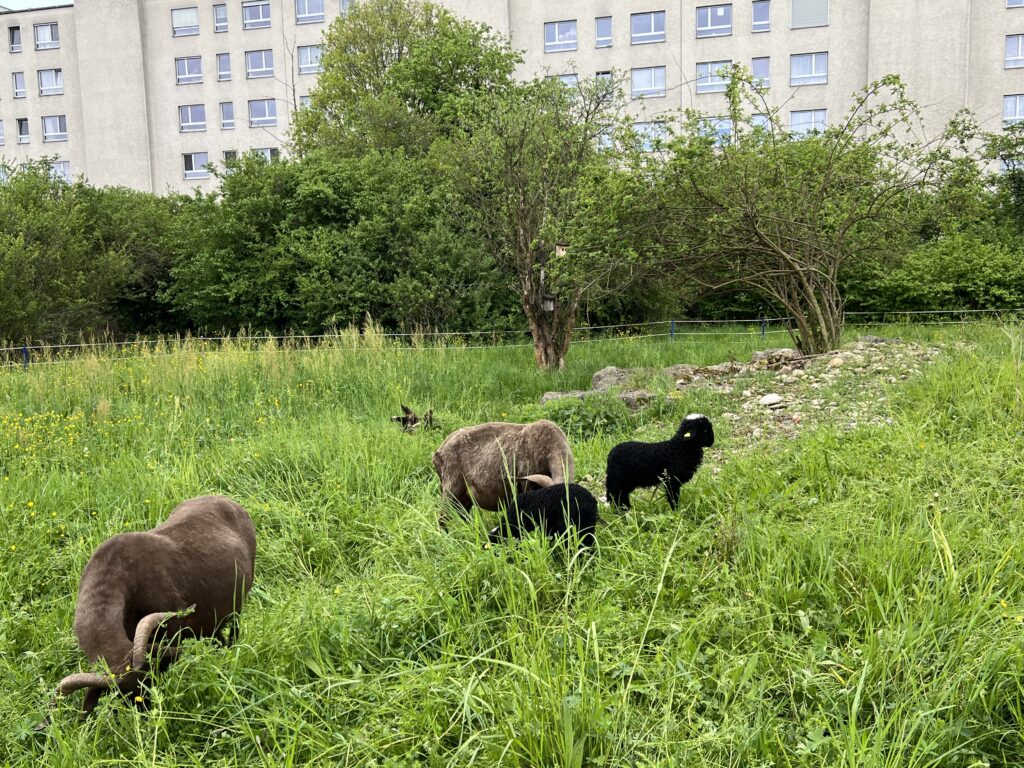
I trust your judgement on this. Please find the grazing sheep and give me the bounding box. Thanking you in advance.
[432,419,574,524]
[52,495,256,718]
[606,414,715,510]
[487,474,598,549]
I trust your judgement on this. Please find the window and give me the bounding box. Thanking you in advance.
[696,60,731,93]
[242,0,271,29]
[555,73,579,87]
[634,121,667,151]
[42,114,67,142]
[0,120,4,145]
[50,160,70,182]
[1011,0,1024,7]
[341,0,350,12]
[299,94,312,108]
[708,117,732,145]
[13,72,25,98]
[214,4,228,32]
[1006,95,1024,126]
[752,113,771,129]
[298,44,322,74]
[296,0,324,23]
[38,68,63,95]
[596,16,612,47]
[9,26,21,53]
[34,22,59,49]
[696,5,732,37]
[249,98,277,127]
[17,118,29,144]
[252,147,280,161]
[631,66,666,98]
[224,149,238,162]
[1006,35,1024,68]
[183,152,210,179]
[631,11,666,44]
[792,0,828,28]
[175,56,203,84]
[752,1,770,32]
[220,101,235,129]
[172,7,200,36]
[790,52,828,85]
[752,56,769,87]
[246,49,274,78]
[179,104,207,132]
[544,20,577,52]
[217,53,231,81]
[791,108,827,134]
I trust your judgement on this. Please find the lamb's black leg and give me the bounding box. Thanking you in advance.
[607,485,631,510]
[664,476,682,510]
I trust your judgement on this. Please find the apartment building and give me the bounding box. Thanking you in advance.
[0,0,1021,192]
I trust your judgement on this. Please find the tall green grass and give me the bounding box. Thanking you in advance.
[1,323,1022,766]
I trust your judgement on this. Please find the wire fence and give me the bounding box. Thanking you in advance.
[1,308,1020,370]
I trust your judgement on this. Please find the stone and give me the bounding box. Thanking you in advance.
[619,389,656,410]
[828,356,846,368]
[759,393,784,406]
[540,390,588,405]
[664,363,700,383]
[779,365,794,375]
[750,348,801,366]
[591,366,634,391]
[701,361,746,376]
[791,369,806,378]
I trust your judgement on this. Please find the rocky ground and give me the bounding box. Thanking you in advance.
[544,336,957,470]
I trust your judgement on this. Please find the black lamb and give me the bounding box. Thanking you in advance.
[605,413,715,510]
[487,475,598,549]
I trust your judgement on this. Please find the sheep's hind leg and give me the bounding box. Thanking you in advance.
[664,476,682,510]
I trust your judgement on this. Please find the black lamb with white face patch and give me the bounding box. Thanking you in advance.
[605,414,715,510]
[488,476,599,549]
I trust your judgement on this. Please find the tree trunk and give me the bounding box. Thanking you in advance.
[522,294,575,371]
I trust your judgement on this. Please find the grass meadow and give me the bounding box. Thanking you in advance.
[1,322,1023,767]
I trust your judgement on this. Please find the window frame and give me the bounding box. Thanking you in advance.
[214,4,228,32]
[217,53,231,81]
[175,56,203,85]
[630,65,666,98]
[631,11,667,44]
[1005,94,1024,126]
[252,147,280,161]
[9,26,22,53]
[752,0,770,32]
[298,44,322,74]
[38,67,64,95]
[751,56,770,87]
[595,16,612,48]
[696,60,731,93]
[183,152,210,180]
[1006,35,1024,69]
[178,104,207,132]
[1010,0,1024,7]
[245,49,275,79]
[220,101,235,129]
[171,7,200,36]
[50,160,71,181]
[634,121,667,151]
[696,4,732,38]
[791,0,828,29]
[296,0,325,24]
[544,19,578,53]
[41,114,67,142]
[790,51,828,86]
[0,119,5,146]
[248,98,278,127]
[34,21,59,50]
[13,71,26,99]
[791,108,827,135]
[242,0,272,29]
[17,117,29,144]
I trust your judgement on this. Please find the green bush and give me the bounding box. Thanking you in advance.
[541,393,633,439]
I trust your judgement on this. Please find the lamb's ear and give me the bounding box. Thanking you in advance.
[520,474,556,490]
[401,404,414,416]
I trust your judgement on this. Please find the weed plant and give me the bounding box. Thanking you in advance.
[1,323,1022,766]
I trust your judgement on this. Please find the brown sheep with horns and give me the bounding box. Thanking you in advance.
[52,495,256,718]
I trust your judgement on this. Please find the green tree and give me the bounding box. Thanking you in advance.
[293,0,519,157]
[438,76,620,370]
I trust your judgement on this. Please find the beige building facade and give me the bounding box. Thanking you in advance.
[0,0,1021,192]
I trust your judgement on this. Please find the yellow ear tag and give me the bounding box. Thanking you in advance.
[683,432,692,439]
[483,542,492,550]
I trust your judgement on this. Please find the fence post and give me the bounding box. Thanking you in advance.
[22,344,29,369]
[670,319,675,341]
[760,316,767,341]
